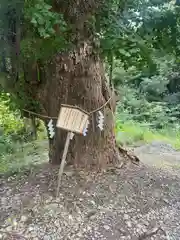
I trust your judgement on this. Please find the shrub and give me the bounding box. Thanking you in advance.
[0,135,16,156]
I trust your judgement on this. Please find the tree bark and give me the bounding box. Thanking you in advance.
[36,41,120,169]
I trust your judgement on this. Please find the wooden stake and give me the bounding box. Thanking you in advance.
[56,131,73,198]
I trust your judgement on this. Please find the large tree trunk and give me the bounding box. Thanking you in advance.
[18,0,122,169]
[37,41,120,169]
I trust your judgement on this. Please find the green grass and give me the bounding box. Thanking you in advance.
[0,140,48,176]
[115,120,180,149]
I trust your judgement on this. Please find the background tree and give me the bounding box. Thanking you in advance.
[113,0,180,131]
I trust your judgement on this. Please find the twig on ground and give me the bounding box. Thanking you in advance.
[138,226,161,240]
[160,228,170,239]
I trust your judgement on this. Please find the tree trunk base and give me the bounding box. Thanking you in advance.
[31,41,137,169]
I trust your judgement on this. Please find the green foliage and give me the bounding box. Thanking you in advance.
[0,93,24,135]
[21,35,70,61]
[0,94,47,176]
[98,2,156,71]
[0,140,48,176]
[0,135,16,156]
[27,0,62,38]
[20,0,69,61]
[116,79,180,130]
[114,52,180,148]
[118,87,170,127]
[111,0,180,149]
[27,0,66,38]
[0,93,26,159]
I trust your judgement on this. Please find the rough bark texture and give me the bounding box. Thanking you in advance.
[19,45,121,168]
[36,41,120,169]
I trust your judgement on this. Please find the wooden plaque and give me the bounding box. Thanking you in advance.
[56,104,89,134]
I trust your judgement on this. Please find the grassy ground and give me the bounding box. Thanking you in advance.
[115,120,180,149]
[0,140,48,176]
[0,118,179,176]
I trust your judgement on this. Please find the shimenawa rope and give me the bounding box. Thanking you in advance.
[22,96,113,119]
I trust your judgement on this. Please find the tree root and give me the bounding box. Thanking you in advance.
[118,146,140,165]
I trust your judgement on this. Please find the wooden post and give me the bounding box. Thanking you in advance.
[56,131,73,197]
[56,104,89,197]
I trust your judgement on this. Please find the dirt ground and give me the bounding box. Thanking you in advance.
[1,142,180,240]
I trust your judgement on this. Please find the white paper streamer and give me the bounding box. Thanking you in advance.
[47,119,55,139]
[70,133,75,140]
[83,120,90,136]
[97,111,104,131]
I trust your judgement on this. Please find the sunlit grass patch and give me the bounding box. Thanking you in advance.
[115,119,180,149]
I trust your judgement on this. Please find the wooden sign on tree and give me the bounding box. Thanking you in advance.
[56,104,89,197]
[57,104,89,134]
